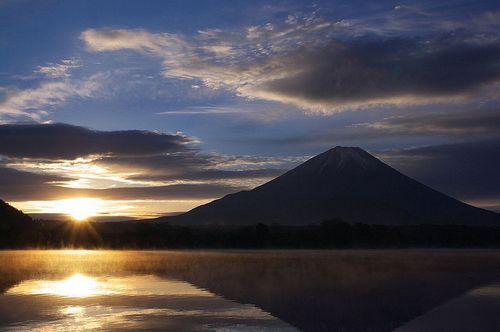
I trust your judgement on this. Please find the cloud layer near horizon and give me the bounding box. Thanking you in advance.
[378,139,500,211]
[365,108,500,137]
[2,122,500,213]
[0,123,288,206]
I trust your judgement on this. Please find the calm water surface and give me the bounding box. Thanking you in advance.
[1,250,500,331]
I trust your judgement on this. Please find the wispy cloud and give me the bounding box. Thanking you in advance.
[35,59,81,78]
[362,109,500,137]
[0,73,104,121]
[81,8,500,113]
[81,28,193,74]
[157,105,247,115]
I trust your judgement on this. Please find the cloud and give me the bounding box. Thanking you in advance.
[0,166,71,201]
[364,108,500,137]
[0,74,103,121]
[0,123,194,159]
[378,139,500,207]
[81,28,189,53]
[91,151,289,190]
[239,105,500,156]
[81,28,193,76]
[3,135,499,213]
[0,123,291,210]
[80,183,243,201]
[81,9,500,112]
[95,153,285,184]
[0,166,243,201]
[0,155,284,202]
[35,59,81,78]
[157,105,247,115]
[128,168,284,182]
[252,40,500,111]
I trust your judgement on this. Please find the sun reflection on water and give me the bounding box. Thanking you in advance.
[9,273,109,298]
[1,262,298,331]
[60,305,85,315]
[6,273,215,298]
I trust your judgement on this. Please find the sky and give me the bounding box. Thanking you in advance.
[1,0,500,220]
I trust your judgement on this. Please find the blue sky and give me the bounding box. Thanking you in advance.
[1,0,500,218]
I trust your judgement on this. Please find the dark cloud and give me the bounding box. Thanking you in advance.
[378,139,500,205]
[95,154,285,182]
[261,37,500,108]
[0,166,243,201]
[88,183,242,200]
[94,153,215,176]
[366,108,500,136]
[0,123,193,159]
[0,167,73,201]
[247,107,500,157]
[128,168,285,182]
[0,167,70,186]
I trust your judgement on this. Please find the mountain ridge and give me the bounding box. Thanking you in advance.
[158,146,499,226]
[0,200,32,227]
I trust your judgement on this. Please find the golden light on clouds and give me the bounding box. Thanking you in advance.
[13,198,104,221]
[12,198,212,220]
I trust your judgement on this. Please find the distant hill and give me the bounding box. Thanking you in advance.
[159,147,500,226]
[0,200,32,226]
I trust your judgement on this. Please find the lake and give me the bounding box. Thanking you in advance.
[1,250,500,331]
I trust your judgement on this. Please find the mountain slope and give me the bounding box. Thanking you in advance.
[0,200,32,226]
[161,147,499,225]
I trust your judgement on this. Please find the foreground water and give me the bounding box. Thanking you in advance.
[1,250,500,331]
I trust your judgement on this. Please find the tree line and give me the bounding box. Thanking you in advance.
[2,218,500,249]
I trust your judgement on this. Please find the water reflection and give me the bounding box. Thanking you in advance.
[396,283,500,332]
[8,274,215,298]
[9,273,108,298]
[1,272,296,331]
[1,250,500,331]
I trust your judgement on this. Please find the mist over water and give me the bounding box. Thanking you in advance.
[1,250,500,331]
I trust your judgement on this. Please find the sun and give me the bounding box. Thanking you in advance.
[59,198,102,221]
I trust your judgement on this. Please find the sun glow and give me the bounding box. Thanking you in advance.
[9,273,108,298]
[58,198,102,221]
[47,274,100,297]
[6,273,213,299]
[13,199,209,220]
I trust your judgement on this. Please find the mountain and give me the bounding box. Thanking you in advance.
[159,147,499,226]
[0,200,32,227]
